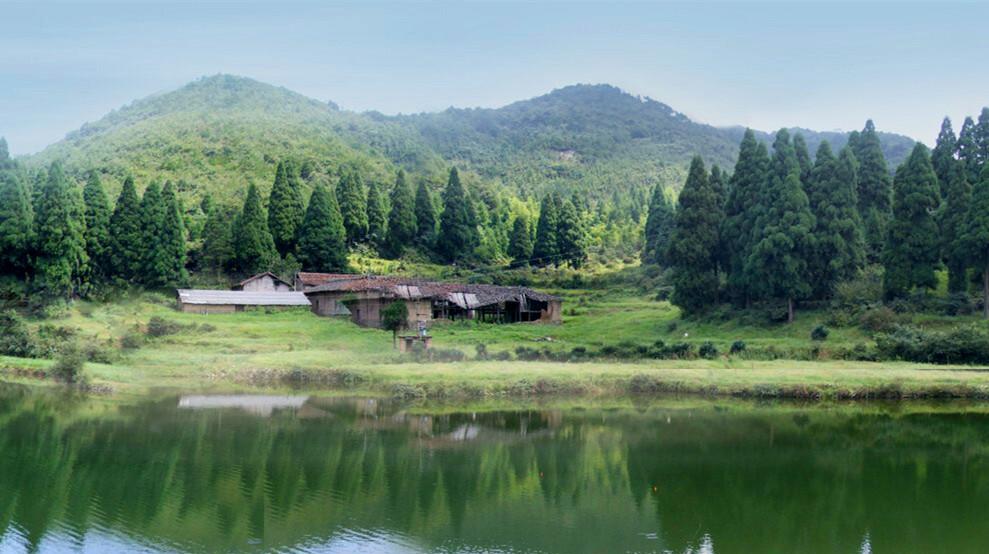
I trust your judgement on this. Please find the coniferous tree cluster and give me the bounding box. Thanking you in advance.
[646,108,989,320]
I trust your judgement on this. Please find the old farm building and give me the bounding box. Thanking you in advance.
[176,289,311,314]
[303,275,562,328]
[232,272,293,292]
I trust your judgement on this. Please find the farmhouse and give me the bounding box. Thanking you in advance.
[294,272,355,291]
[232,272,293,292]
[303,275,562,328]
[176,289,311,314]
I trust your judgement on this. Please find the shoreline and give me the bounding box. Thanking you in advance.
[5,355,989,401]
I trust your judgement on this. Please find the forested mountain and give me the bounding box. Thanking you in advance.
[25,75,915,205]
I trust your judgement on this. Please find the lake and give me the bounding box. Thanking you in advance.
[0,384,987,553]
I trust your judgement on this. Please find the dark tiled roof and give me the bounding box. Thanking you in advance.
[304,276,560,306]
[296,272,358,287]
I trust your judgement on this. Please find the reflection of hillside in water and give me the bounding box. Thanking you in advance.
[1,385,989,553]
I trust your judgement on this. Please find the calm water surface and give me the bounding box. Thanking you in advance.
[0,384,988,553]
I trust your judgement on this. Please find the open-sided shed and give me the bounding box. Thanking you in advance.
[176,289,311,314]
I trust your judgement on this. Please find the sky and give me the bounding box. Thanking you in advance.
[2,1,988,155]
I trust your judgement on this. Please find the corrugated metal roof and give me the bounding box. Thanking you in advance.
[305,277,560,305]
[296,272,357,287]
[177,290,311,306]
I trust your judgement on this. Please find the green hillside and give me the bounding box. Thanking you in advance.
[25,75,916,206]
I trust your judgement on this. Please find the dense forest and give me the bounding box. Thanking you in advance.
[0,74,954,319]
[652,110,989,320]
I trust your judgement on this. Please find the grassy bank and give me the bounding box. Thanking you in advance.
[3,290,989,399]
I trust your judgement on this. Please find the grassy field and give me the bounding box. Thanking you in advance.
[3,288,989,399]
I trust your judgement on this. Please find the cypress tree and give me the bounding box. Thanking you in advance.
[414,180,436,249]
[747,169,815,322]
[201,203,235,274]
[366,179,387,248]
[508,215,534,264]
[436,168,477,262]
[34,162,87,298]
[296,184,348,272]
[882,143,942,299]
[977,107,989,167]
[642,184,675,266]
[793,133,812,183]
[385,170,417,258]
[851,120,893,262]
[557,196,588,268]
[233,183,278,275]
[267,161,305,256]
[158,182,188,286]
[0,172,34,276]
[806,143,865,298]
[82,172,111,280]
[138,181,169,287]
[931,117,958,194]
[668,157,722,315]
[957,116,980,185]
[941,159,972,293]
[708,164,729,272]
[723,129,770,305]
[109,176,144,281]
[337,168,368,245]
[533,193,560,267]
[960,164,989,317]
[0,138,8,167]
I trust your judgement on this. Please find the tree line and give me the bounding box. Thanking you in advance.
[648,109,989,321]
[0,144,594,300]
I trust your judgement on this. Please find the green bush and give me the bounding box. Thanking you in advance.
[832,265,883,311]
[729,340,747,355]
[51,345,86,384]
[811,325,830,341]
[858,306,901,334]
[875,325,989,365]
[146,316,183,337]
[121,332,145,350]
[0,310,36,358]
[699,341,718,359]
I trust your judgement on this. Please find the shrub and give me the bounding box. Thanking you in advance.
[35,324,79,358]
[51,344,86,384]
[832,265,884,311]
[699,341,718,359]
[875,324,989,365]
[475,343,489,360]
[858,306,901,334]
[811,325,830,341]
[146,316,183,338]
[121,332,145,350]
[0,310,36,357]
[729,340,747,355]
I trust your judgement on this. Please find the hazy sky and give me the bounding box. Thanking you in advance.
[2,1,987,155]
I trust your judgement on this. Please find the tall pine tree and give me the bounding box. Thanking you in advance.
[557,196,588,268]
[138,182,169,286]
[82,171,111,280]
[414,180,436,249]
[642,184,675,266]
[267,161,305,257]
[941,159,972,293]
[668,157,722,315]
[366,179,387,249]
[296,184,349,272]
[723,129,770,305]
[957,116,981,185]
[793,133,812,183]
[931,117,958,194]
[34,162,87,298]
[806,143,865,298]
[233,183,278,275]
[385,170,417,258]
[960,164,989,317]
[0,171,34,276]
[200,203,235,274]
[436,168,477,262]
[851,120,893,262]
[158,182,188,286]
[977,107,989,167]
[508,215,534,264]
[337,168,369,245]
[109,177,144,281]
[883,143,942,299]
[533,193,560,267]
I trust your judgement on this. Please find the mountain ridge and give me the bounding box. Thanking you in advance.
[24,74,917,203]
